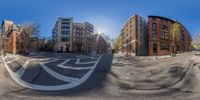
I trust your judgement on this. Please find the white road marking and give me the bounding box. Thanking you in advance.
[57,64,94,70]
[15,60,29,78]
[40,62,79,82]
[3,55,29,78]
[57,59,95,70]
[1,54,103,91]
[75,58,96,64]
[6,58,19,64]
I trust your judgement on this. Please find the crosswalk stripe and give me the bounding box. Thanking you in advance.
[40,62,79,82]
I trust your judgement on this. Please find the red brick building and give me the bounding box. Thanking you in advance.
[1,20,25,54]
[148,16,192,55]
[121,15,148,56]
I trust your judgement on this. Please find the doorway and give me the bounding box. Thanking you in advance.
[153,43,157,54]
[66,44,69,52]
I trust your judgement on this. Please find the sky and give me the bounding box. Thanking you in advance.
[0,0,200,39]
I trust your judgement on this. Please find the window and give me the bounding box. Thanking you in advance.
[61,37,69,42]
[160,43,169,50]
[152,23,156,28]
[161,19,164,23]
[161,31,165,39]
[161,31,168,39]
[161,25,168,30]
[152,18,156,22]
[62,19,70,21]
[62,22,70,25]
[152,32,157,39]
[16,42,19,49]
[152,23,156,31]
[152,34,157,39]
[61,30,69,35]
[165,32,168,39]
[61,26,70,29]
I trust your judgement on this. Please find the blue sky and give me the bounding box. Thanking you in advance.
[0,0,199,39]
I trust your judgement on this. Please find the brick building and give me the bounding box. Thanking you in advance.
[72,23,84,52]
[118,15,192,56]
[83,22,94,53]
[121,15,148,56]
[71,22,94,53]
[1,20,25,54]
[148,16,192,55]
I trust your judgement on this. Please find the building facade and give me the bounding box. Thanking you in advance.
[121,15,148,56]
[1,20,25,54]
[52,17,73,52]
[72,23,84,52]
[83,22,94,53]
[148,16,192,55]
[52,17,94,53]
[119,15,192,56]
[92,34,110,54]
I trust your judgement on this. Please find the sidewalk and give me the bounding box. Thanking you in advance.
[0,55,25,93]
[111,51,194,94]
[114,52,193,60]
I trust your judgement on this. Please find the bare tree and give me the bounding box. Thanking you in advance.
[19,23,41,52]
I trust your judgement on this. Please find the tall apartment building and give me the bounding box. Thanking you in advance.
[52,17,94,53]
[72,23,84,52]
[121,15,147,56]
[52,17,73,52]
[148,16,192,55]
[83,22,94,53]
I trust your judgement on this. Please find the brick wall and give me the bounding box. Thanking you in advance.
[148,16,192,56]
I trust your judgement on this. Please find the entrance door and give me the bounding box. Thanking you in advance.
[66,44,69,52]
[77,44,82,52]
[153,43,157,54]
[60,47,63,52]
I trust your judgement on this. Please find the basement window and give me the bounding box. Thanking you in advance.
[160,43,169,50]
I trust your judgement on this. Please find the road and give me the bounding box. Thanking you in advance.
[0,52,200,100]
[0,53,113,99]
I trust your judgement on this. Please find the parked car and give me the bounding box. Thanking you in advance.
[195,49,200,56]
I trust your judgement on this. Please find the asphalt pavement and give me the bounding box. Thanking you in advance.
[1,52,200,100]
[0,53,114,99]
